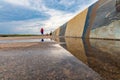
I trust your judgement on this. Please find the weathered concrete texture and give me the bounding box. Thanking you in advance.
[53,0,120,39]
[90,0,120,39]
[90,20,120,39]
[84,1,99,38]
[91,0,118,29]
[65,9,88,37]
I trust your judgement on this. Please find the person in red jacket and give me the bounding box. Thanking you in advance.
[40,28,44,35]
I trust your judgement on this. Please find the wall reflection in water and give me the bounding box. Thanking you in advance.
[54,37,120,80]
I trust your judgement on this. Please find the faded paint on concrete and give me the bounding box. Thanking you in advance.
[65,9,88,37]
[90,20,120,39]
[84,1,99,38]
[89,0,120,39]
[91,0,118,29]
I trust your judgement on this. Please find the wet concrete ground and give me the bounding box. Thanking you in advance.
[54,37,120,80]
[0,37,120,80]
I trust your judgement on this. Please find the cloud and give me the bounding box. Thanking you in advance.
[42,0,97,12]
[0,0,98,34]
[4,0,30,6]
[0,19,44,34]
[0,1,50,22]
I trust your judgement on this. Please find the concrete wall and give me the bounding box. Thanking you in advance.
[59,23,67,36]
[65,9,88,37]
[53,0,120,39]
[90,0,120,39]
[90,20,120,39]
[83,1,99,38]
[53,27,60,36]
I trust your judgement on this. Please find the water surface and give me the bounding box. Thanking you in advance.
[54,37,120,80]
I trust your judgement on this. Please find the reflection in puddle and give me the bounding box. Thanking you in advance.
[41,39,44,42]
[0,38,54,43]
[53,37,120,80]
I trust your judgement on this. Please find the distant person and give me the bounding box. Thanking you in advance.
[50,31,52,36]
[40,28,44,35]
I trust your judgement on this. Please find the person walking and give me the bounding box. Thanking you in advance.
[40,28,44,35]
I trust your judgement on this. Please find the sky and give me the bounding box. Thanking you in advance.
[0,0,97,34]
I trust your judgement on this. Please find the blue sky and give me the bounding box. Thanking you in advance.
[0,0,97,34]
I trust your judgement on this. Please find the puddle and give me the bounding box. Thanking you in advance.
[0,38,54,43]
[53,37,120,80]
[0,37,119,80]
